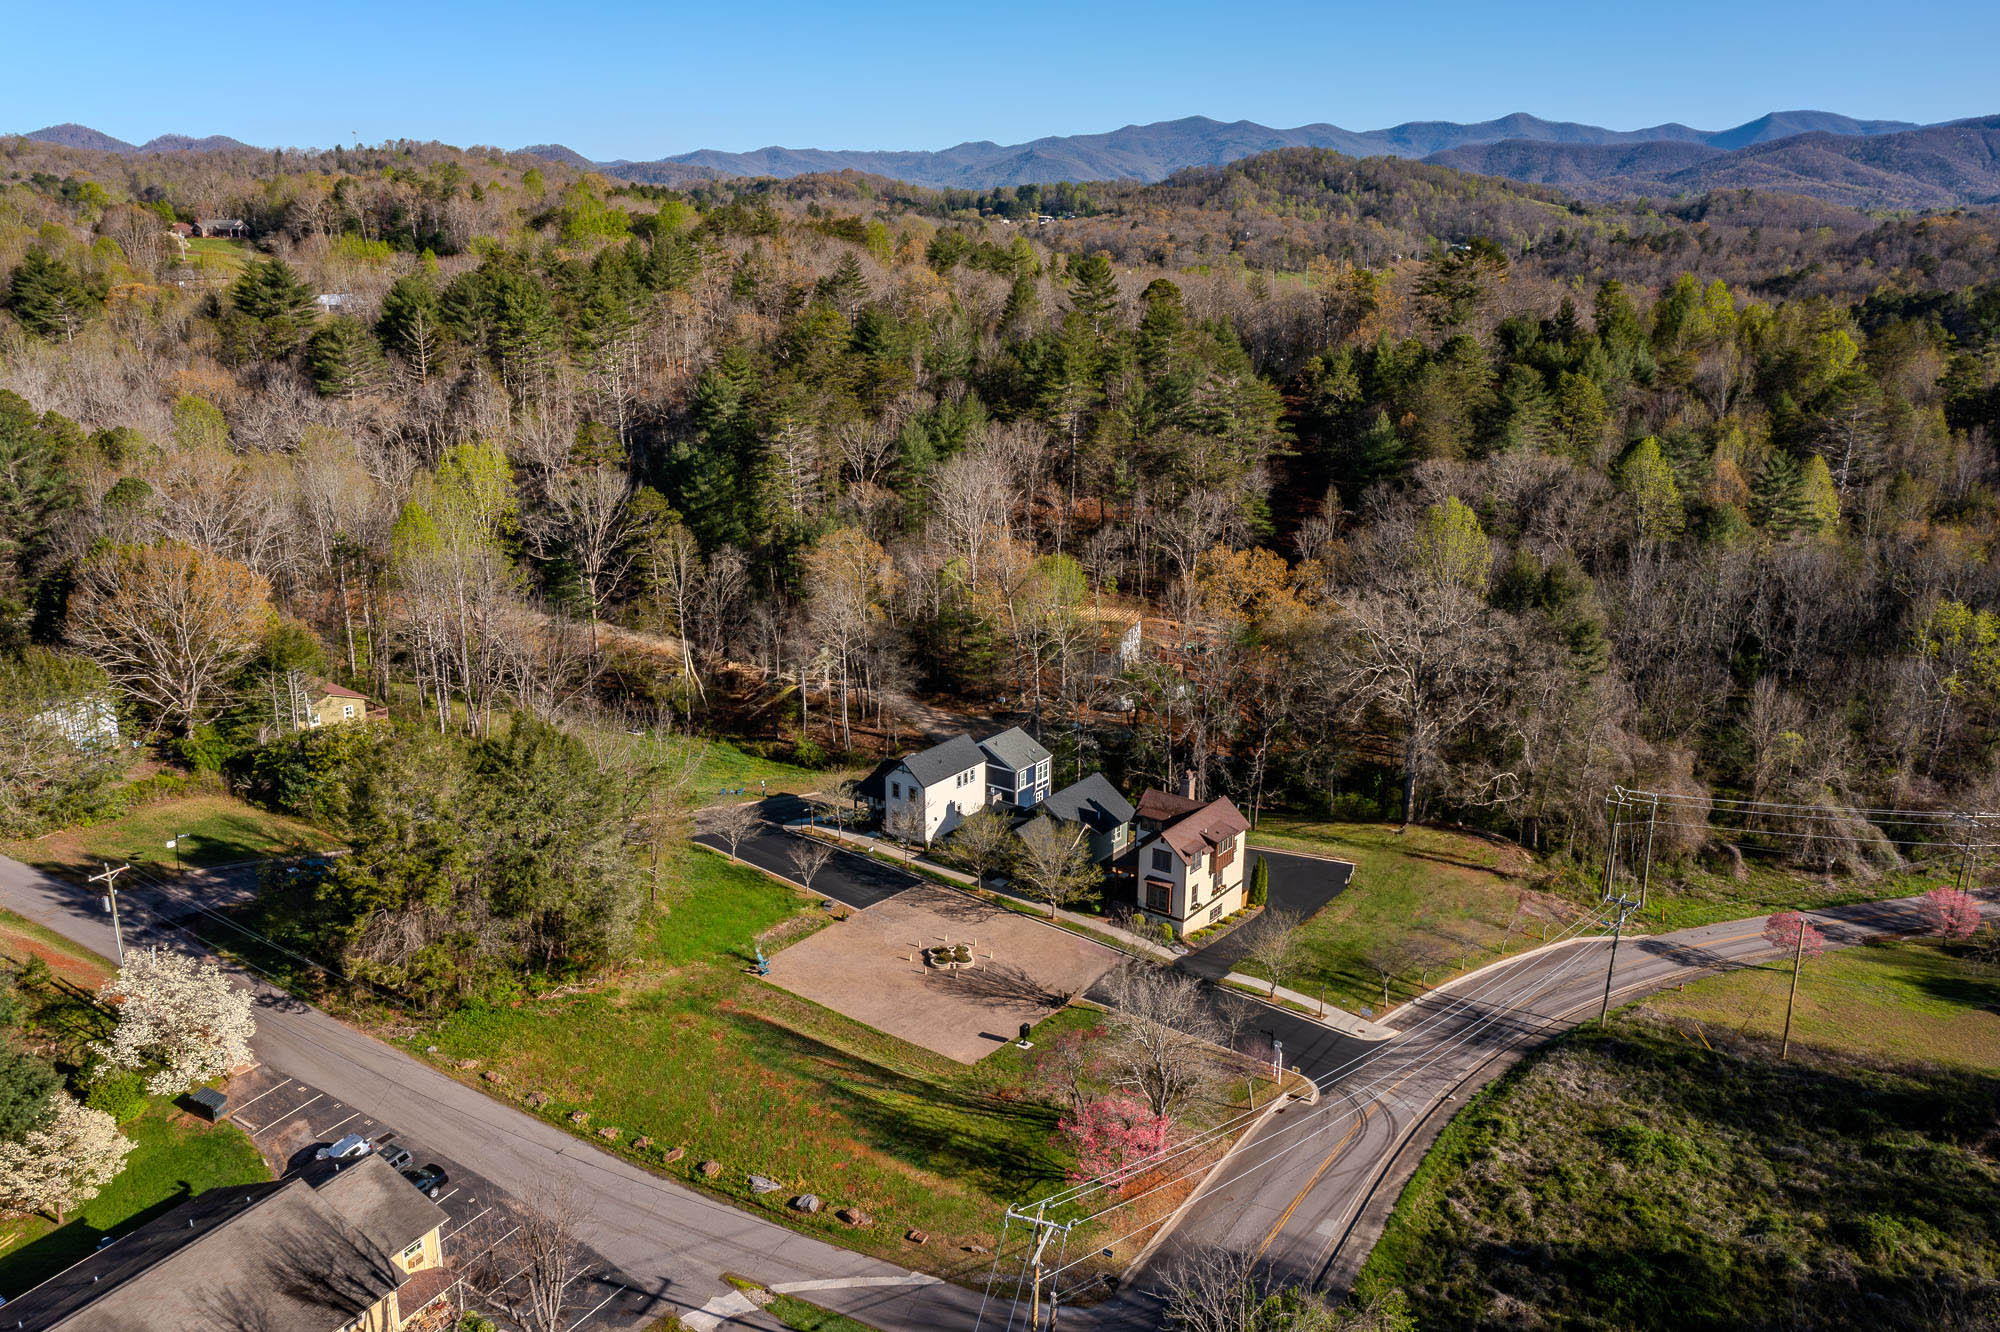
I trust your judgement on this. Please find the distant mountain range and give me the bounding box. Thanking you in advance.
[17,122,259,155]
[514,110,1934,192]
[15,110,2000,209]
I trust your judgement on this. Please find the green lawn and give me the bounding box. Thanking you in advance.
[408,848,1089,1271]
[3,792,331,878]
[691,738,861,804]
[1237,817,1553,1014]
[1640,938,2000,1072]
[0,1103,273,1299]
[1358,940,2000,1330]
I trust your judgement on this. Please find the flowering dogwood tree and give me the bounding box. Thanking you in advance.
[1058,1095,1173,1188]
[1920,887,1982,940]
[93,948,255,1095]
[0,1093,133,1221]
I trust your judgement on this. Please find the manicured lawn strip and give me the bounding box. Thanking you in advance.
[4,792,331,876]
[1357,941,2000,1330]
[1236,818,1548,1013]
[764,1293,879,1331]
[0,1103,273,1299]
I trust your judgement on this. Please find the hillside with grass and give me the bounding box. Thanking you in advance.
[1357,938,2000,1330]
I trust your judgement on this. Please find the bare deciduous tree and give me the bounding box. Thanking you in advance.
[708,801,764,862]
[1246,908,1305,998]
[507,1180,596,1332]
[786,833,836,894]
[1011,817,1100,919]
[1101,963,1226,1119]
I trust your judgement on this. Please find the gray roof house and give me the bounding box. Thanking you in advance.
[0,1154,451,1332]
[1037,773,1137,864]
[980,726,1053,810]
[869,733,989,843]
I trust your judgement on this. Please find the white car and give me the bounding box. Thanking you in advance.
[316,1133,372,1161]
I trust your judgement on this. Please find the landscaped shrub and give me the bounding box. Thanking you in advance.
[83,1070,148,1123]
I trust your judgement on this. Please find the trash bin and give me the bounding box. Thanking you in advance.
[188,1088,228,1122]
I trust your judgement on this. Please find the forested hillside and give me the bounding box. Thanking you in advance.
[6,132,2000,924]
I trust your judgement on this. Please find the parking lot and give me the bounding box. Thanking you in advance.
[221,1064,652,1331]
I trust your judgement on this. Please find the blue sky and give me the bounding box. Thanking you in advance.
[5,0,1993,160]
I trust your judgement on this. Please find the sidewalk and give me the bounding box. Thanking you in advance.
[789,822,1396,1041]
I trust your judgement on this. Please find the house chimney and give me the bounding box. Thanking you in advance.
[1180,769,1197,800]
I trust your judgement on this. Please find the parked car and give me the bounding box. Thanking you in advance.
[401,1163,448,1198]
[316,1133,371,1161]
[378,1144,414,1172]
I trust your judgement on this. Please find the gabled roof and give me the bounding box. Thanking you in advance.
[900,734,987,787]
[309,677,369,702]
[1043,773,1135,834]
[0,1155,445,1332]
[978,726,1051,771]
[1134,787,1206,824]
[1145,794,1251,864]
[855,756,900,802]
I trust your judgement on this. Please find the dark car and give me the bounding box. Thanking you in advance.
[401,1163,448,1198]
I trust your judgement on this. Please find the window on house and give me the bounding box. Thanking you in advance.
[1151,848,1172,872]
[1145,880,1170,913]
[400,1238,427,1267]
[342,704,355,718]
[890,781,900,799]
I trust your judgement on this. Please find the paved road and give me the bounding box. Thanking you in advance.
[1142,892,2000,1301]
[696,796,914,909]
[0,852,997,1332]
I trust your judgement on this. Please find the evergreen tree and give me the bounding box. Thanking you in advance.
[225,259,316,359]
[1752,450,1808,535]
[305,316,385,398]
[376,273,446,379]
[5,251,101,342]
[1348,410,1412,491]
[1066,252,1119,338]
[1001,270,1039,331]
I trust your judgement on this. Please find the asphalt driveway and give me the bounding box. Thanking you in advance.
[693,795,918,909]
[1176,846,1354,982]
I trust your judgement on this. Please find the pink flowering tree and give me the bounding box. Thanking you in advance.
[1763,910,1826,1061]
[1058,1095,1173,1189]
[1920,887,1982,940]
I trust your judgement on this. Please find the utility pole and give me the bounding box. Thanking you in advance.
[1599,790,1625,903]
[88,862,131,964]
[1003,1202,1073,1331]
[1781,909,1807,1062]
[1636,793,1659,909]
[1596,896,1639,1025]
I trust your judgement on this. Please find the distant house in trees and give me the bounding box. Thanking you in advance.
[979,726,1052,811]
[0,1153,451,1332]
[192,217,248,238]
[303,679,375,729]
[1122,773,1252,936]
[1039,773,1135,865]
[168,222,194,238]
[28,692,121,750]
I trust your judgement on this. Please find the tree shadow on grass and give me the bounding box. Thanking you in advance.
[0,1181,195,1301]
[705,1002,1069,1201]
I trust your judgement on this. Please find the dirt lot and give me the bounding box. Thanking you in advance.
[760,884,1124,1062]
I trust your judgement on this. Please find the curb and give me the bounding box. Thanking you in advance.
[1125,1084,1306,1283]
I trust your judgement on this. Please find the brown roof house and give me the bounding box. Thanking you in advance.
[305,678,375,729]
[1125,772,1252,936]
[0,1153,451,1332]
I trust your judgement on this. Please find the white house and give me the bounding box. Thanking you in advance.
[1125,774,1252,937]
[859,734,988,843]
